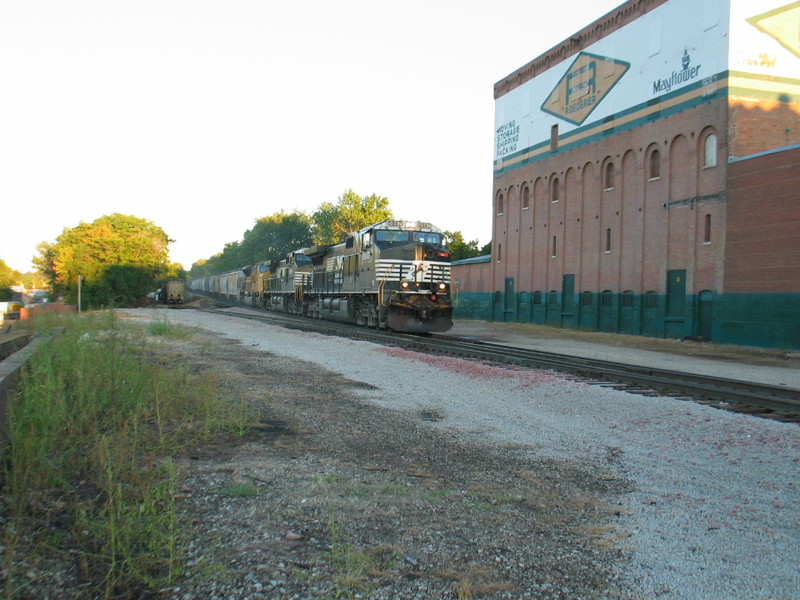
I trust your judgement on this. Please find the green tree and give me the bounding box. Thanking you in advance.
[189,211,314,278]
[0,259,21,300]
[238,210,313,264]
[35,213,172,308]
[312,189,393,245]
[443,231,488,262]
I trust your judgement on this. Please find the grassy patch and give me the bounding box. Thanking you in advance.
[220,484,261,497]
[147,316,192,339]
[326,520,400,598]
[2,311,257,599]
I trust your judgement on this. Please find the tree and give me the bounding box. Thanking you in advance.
[443,231,489,262]
[35,214,172,308]
[0,259,21,300]
[312,189,393,245]
[238,211,313,265]
[188,191,394,277]
[189,210,314,278]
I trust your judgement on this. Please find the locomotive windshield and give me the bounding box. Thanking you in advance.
[374,230,443,246]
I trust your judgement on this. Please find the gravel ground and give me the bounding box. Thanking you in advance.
[124,308,799,600]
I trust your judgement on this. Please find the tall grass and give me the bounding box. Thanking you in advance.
[2,311,256,599]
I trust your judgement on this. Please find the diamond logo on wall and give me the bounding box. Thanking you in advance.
[541,51,630,126]
[747,2,800,59]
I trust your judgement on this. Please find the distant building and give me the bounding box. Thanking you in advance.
[454,0,800,348]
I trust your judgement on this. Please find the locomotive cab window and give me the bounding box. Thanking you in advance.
[374,230,442,246]
[414,232,442,244]
[375,230,408,243]
[294,254,312,267]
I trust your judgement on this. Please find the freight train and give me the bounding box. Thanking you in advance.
[190,220,453,333]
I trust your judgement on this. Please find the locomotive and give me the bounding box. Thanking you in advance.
[190,220,453,333]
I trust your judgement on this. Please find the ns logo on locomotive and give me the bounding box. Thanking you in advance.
[190,220,454,333]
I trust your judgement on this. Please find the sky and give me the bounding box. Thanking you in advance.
[0,0,622,273]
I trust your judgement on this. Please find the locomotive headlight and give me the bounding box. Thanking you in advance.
[437,282,447,291]
[401,281,410,289]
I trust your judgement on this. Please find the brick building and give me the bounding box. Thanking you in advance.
[453,0,800,348]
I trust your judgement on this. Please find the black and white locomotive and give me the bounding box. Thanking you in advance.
[190,220,454,333]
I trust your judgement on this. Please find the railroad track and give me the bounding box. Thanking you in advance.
[191,303,800,422]
[0,332,32,362]
[406,334,800,420]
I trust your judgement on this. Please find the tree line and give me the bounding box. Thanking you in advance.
[188,189,490,278]
[1,189,489,309]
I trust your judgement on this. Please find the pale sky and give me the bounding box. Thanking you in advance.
[0,0,621,273]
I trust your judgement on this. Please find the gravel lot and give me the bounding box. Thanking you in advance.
[126,308,799,600]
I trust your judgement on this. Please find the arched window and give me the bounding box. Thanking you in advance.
[604,162,615,190]
[621,291,634,307]
[496,192,504,215]
[649,149,661,179]
[551,177,560,203]
[703,133,718,168]
[522,185,530,210]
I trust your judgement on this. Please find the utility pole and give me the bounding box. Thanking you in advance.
[78,275,82,313]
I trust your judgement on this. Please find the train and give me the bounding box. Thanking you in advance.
[190,219,454,333]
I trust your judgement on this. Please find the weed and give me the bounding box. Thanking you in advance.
[423,488,451,500]
[1,311,257,599]
[453,579,475,600]
[147,317,191,338]
[326,519,400,599]
[220,484,260,497]
[314,474,339,485]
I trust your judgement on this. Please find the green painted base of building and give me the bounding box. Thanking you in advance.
[453,291,800,350]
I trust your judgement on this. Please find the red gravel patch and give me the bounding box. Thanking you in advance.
[374,346,568,388]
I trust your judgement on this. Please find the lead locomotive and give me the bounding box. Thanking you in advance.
[191,220,454,333]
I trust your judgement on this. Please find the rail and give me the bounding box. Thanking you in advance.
[191,304,800,421]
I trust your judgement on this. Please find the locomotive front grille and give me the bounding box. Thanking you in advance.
[375,260,451,284]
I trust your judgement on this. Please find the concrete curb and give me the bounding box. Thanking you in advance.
[0,337,39,449]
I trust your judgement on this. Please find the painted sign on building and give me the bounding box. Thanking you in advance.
[494,0,800,163]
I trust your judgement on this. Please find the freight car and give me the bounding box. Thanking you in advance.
[190,219,453,333]
[158,278,185,304]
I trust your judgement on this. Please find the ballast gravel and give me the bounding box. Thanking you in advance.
[134,308,799,600]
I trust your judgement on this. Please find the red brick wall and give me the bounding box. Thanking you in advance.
[724,145,800,293]
[729,98,800,158]
[20,303,76,321]
[492,100,728,296]
[452,260,493,294]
